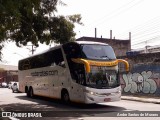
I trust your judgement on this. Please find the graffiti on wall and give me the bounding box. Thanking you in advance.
[122,71,157,93]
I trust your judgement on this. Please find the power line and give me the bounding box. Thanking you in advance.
[115,15,160,48]
[132,35,160,46]
[116,15,160,37]
[90,0,136,26]
[132,30,160,40]
[131,20,160,36]
[82,0,144,33]
[94,0,145,27]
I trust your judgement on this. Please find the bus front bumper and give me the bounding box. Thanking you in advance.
[84,89,121,104]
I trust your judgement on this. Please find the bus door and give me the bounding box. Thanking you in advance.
[62,43,85,102]
[69,68,86,103]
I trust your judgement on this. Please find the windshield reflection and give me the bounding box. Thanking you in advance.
[86,66,119,89]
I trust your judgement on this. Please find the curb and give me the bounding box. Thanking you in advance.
[121,96,160,104]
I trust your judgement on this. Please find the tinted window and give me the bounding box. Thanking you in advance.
[13,83,17,86]
[81,44,116,60]
[63,42,81,58]
[63,43,86,83]
[19,48,64,70]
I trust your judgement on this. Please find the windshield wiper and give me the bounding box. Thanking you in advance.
[99,56,111,60]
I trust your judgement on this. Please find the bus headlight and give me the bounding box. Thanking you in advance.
[84,90,99,96]
[84,89,120,96]
[90,91,95,95]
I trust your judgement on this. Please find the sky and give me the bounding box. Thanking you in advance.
[1,0,160,66]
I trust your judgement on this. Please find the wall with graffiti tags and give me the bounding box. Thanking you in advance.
[119,52,160,96]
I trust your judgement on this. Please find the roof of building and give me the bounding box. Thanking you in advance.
[132,45,160,53]
[0,64,18,71]
[76,36,130,43]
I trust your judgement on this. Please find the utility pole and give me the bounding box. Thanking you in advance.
[31,45,34,55]
[129,32,131,51]
[129,32,131,40]
[27,44,36,55]
[95,28,97,38]
[145,41,148,53]
[110,30,112,40]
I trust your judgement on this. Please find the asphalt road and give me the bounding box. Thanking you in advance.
[0,88,160,120]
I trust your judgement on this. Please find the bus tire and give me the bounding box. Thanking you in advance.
[29,87,34,98]
[61,90,70,104]
[26,90,30,97]
[26,87,30,97]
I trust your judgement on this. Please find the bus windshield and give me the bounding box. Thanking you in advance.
[86,66,119,89]
[62,42,120,89]
[81,44,116,60]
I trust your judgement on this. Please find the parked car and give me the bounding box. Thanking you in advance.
[1,82,8,88]
[8,81,15,89]
[12,82,19,93]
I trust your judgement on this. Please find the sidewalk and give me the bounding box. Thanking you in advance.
[121,95,160,104]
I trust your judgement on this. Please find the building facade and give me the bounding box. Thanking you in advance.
[0,64,18,84]
[76,36,131,57]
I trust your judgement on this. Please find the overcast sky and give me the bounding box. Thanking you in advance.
[1,0,160,66]
[58,0,160,47]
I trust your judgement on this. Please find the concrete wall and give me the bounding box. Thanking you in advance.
[119,52,160,96]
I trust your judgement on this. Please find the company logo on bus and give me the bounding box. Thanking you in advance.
[31,70,58,76]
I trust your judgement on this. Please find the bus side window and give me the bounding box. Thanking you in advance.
[22,59,31,70]
[56,49,65,67]
[49,48,65,68]
[44,51,55,67]
[63,42,81,58]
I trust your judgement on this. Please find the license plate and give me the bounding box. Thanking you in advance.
[104,98,111,102]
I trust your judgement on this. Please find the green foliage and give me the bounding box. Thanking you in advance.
[0,0,82,48]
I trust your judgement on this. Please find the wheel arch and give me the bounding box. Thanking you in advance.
[61,88,69,97]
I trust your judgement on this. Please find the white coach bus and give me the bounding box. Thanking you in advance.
[18,41,129,104]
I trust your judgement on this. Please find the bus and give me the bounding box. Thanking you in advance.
[18,41,129,104]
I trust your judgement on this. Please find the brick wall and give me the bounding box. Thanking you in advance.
[0,71,7,83]
[0,71,18,84]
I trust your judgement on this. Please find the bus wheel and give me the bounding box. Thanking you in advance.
[27,90,30,97]
[62,91,70,104]
[29,87,34,98]
[26,87,30,97]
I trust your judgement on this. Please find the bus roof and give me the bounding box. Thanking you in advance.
[19,41,109,61]
[75,41,108,45]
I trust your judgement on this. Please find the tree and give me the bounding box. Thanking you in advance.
[0,0,83,60]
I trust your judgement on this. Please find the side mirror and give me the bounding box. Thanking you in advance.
[117,59,130,73]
